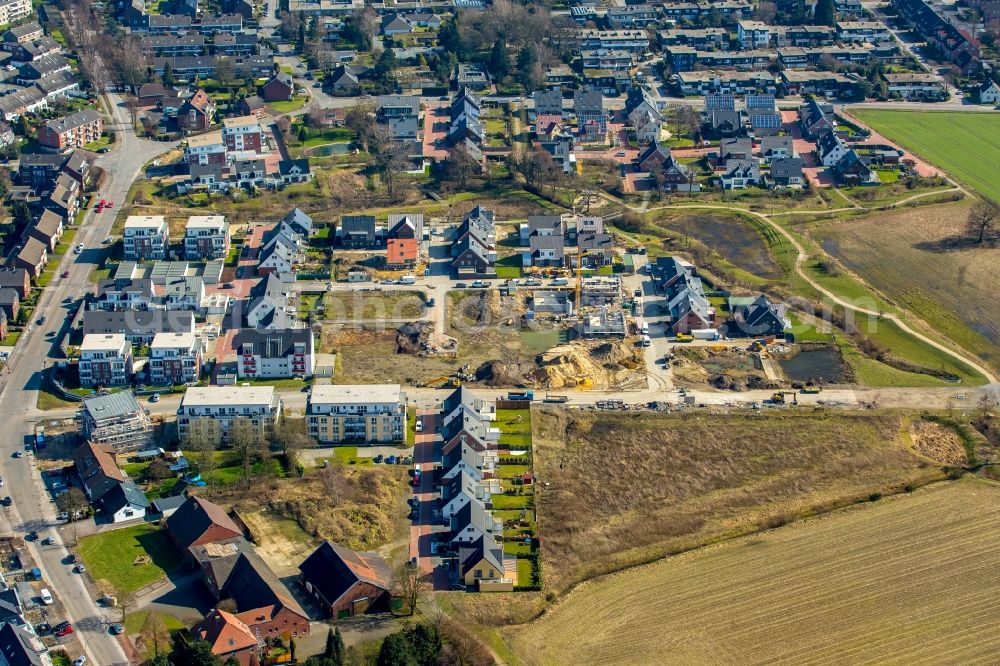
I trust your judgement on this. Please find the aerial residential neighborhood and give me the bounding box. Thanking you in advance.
[0,0,994,662]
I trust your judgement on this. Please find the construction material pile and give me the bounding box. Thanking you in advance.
[395,321,458,356]
[528,339,644,390]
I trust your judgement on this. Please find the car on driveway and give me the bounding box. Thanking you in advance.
[109,623,124,635]
[73,656,86,666]
[54,621,73,637]
[34,623,51,636]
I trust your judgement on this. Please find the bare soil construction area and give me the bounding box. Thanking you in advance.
[530,408,942,592]
[813,202,1000,369]
[509,479,1000,665]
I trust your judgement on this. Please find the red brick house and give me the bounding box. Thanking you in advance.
[166,496,243,551]
[191,609,260,666]
[298,541,392,618]
[177,89,216,132]
[0,267,30,299]
[260,72,293,102]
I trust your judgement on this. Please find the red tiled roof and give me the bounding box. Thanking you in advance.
[193,609,258,655]
[387,237,417,264]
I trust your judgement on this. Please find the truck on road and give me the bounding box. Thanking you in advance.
[508,390,534,401]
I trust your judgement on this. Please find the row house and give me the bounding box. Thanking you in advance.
[781,70,855,96]
[222,115,265,154]
[675,70,777,96]
[212,32,257,56]
[736,20,770,49]
[656,27,727,50]
[124,215,170,260]
[0,0,32,27]
[892,0,980,70]
[307,384,405,444]
[605,5,661,28]
[12,237,47,278]
[233,327,315,380]
[91,278,156,311]
[883,72,947,99]
[836,21,893,44]
[139,34,207,57]
[37,109,103,152]
[149,331,202,384]
[773,25,837,47]
[578,29,649,54]
[184,215,230,260]
[664,46,775,72]
[78,333,134,387]
[579,49,634,72]
[777,44,877,68]
[177,385,282,443]
[655,257,715,334]
[451,206,497,278]
[29,209,64,252]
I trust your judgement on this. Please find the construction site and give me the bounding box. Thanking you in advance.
[321,282,648,391]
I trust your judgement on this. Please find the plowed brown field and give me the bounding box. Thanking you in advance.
[509,480,1000,665]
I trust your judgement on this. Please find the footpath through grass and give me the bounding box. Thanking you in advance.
[849,110,1000,202]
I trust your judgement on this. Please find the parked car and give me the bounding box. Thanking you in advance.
[40,589,53,605]
[109,623,124,635]
[61,270,70,278]
[53,621,72,636]
[373,454,384,464]
[149,393,160,402]
[386,455,398,465]
[1,496,12,506]
[415,419,423,432]
[455,283,467,289]
[73,656,86,666]
[74,564,86,574]
[471,280,487,288]
[35,623,52,636]
[12,451,22,458]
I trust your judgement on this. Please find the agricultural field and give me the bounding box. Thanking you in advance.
[508,480,1000,665]
[848,109,1000,202]
[813,201,1000,371]
[529,408,943,592]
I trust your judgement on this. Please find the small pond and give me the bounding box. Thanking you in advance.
[306,142,355,157]
[778,347,848,384]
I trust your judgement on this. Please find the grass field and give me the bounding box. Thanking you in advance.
[508,479,1000,665]
[814,201,1000,371]
[323,291,426,321]
[78,524,182,593]
[530,408,942,591]
[849,109,1000,202]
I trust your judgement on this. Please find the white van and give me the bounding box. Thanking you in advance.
[551,278,569,286]
[640,335,651,347]
[398,275,416,285]
[640,321,650,335]
[40,589,53,605]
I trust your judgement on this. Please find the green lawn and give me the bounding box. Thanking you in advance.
[270,96,308,113]
[331,446,374,466]
[849,109,1000,202]
[0,331,20,346]
[491,493,533,510]
[77,524,182,593]
[36,387,78,411]
[516,558,534,587]
[407,406,416,447]
[496,266,522,279]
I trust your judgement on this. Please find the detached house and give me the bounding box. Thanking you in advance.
[728,294,790,337]
[233,327,315,379]
[178,89,216,132]
[656,256,715,334]
[261,72,294,102]
[340,215,376,248]
[386,238,418,270]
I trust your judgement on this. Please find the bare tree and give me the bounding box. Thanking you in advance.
[370,126,412,199]
[345,101,376,152]
[967,200,1000,243]
[274,417,311,473]
[230,416,260,480]
[215,57,235,92]
[140,611,170,658]
[187,417,221,475]
[392,559,429,616]
[443,146,480,190]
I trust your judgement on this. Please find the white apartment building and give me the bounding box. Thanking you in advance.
[149,331,202,385]
[184,215,230,260]
[123,215,169,261]
[737,20,772,49]
[307,384,406,444]
[0,0,33,27]
[177,385,282,442]
[78,333,133,387]
[234,328,314,379]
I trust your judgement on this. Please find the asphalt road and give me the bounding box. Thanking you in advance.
[0,93,175,666]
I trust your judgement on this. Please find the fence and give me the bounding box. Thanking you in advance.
[495,399,531,410]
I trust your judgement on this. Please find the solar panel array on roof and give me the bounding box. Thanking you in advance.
[751,112,782,129]
[704,93,735,109]
[746,94,775,110]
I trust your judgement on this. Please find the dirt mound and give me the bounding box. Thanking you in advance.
[395,321,457,355]
[529,340,644,390]
[910,420,968,466]
[476,359,522,386]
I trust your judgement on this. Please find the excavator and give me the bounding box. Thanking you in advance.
[769,391,798,405]
[420,376,461,389]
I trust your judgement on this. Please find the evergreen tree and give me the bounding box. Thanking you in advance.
[376,633,414,666]
[489,40,511,81]
[814,0,835,26]
[516,44,537,87]
[331,627,345,665]
[162,61,176,86]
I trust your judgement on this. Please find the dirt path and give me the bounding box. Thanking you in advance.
[593,189,998,386]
